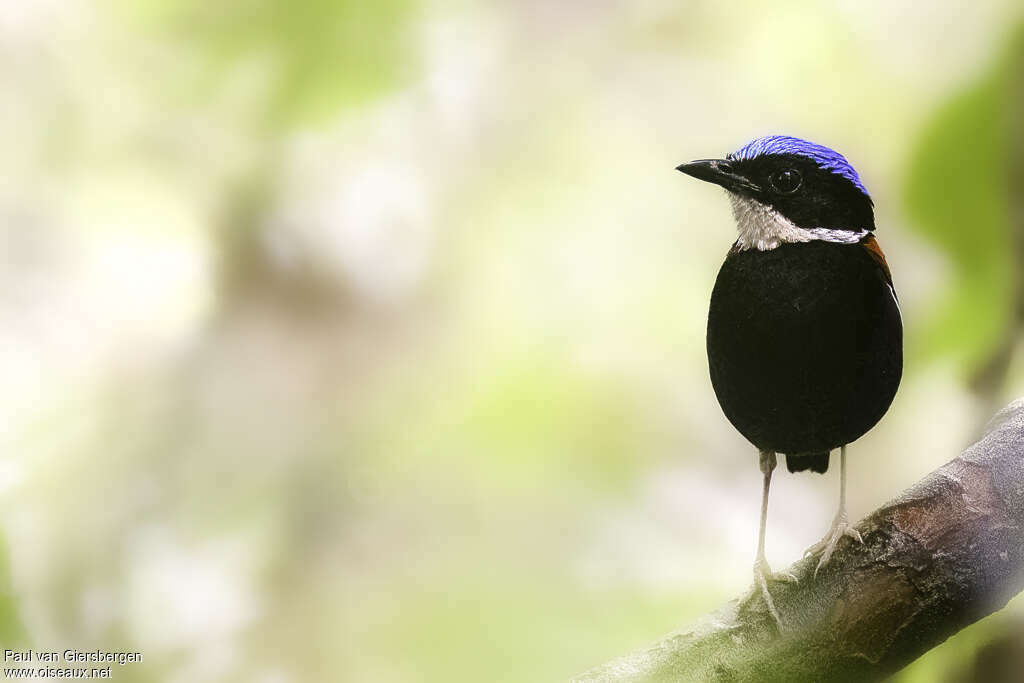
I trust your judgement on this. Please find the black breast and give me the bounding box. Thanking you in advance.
[706,239,902,456]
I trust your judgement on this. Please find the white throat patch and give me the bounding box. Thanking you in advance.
[728,194,868,251]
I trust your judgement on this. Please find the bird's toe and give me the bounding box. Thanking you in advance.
[775,569,799,584]
[813,543,838,578]
[806,515,863,577]
[745,559,791,630]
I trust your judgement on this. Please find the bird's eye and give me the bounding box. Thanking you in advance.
[770,169,802,194]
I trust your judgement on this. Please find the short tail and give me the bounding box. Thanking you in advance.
[786,452,830,474]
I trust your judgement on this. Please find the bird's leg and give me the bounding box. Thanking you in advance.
[804,445,863,576]
[741,450,797,629]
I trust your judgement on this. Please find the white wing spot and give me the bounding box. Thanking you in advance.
[888,282,902,321]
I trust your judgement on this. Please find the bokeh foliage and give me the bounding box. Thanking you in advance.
[115,0,417,127]
[904,24,1024,381]
[0,537,28,649]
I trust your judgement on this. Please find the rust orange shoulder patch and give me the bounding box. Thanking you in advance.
[861,235,892,283]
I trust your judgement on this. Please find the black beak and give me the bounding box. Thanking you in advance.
[676,159,760,194]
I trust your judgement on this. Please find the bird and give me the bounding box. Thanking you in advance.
[676,135,903,628]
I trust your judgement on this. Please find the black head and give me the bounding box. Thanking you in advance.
[677,136,875,233]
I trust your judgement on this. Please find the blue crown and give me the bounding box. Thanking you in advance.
[727,135,868,196]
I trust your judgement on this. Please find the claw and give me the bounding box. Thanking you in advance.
[742,559,797,630]
[805,512,864,577]
[777,570,799,583]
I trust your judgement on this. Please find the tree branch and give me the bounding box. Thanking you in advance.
[576,398,1024,683]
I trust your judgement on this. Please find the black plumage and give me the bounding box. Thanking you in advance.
[707,239,903,473]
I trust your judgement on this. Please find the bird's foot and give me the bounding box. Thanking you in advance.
[741,558,797,630]
[804,511,863,577]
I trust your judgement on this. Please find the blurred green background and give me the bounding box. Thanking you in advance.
[3,1,1024,681]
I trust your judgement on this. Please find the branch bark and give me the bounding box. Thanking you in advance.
[576,398,1024,683]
